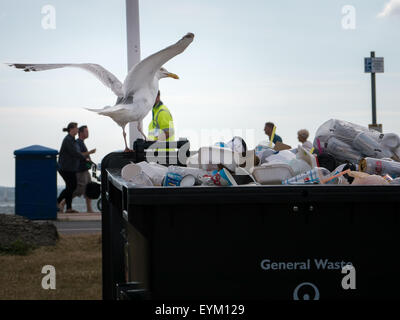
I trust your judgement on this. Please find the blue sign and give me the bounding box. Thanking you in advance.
[365,57,384,73]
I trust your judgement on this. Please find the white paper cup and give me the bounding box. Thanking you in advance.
[180,175,196,187]
[121,163,142,181]
[137,161,168,186]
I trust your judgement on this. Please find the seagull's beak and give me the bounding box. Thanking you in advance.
[167,72,179,79]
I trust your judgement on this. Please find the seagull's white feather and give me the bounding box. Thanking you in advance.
[123,33,194,97]
[6,63,124,97]
[86,95,149,128]
[7,32,195,149]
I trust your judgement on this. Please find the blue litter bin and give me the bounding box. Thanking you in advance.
[14,145,59,220]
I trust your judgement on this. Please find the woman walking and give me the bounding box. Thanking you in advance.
[57,122,95,213]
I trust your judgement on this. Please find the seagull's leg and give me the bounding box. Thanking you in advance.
[137,121,148,141]
[122,126,133,152]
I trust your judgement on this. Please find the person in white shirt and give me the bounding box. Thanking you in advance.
[297,129,313,151]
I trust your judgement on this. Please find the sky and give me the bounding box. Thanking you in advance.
[0,0,400,187]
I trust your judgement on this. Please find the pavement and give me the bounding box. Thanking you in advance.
[57,212,101,221]
[55,212,101,235]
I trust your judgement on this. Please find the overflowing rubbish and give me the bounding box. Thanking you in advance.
[313,119,400,162]
[119,120,400,187]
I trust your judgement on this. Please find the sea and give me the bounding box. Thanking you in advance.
[0,186,100,214]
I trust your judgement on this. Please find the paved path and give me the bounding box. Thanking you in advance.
[54,220,102,235]
[52,212,102,235]
[57,212,101,221]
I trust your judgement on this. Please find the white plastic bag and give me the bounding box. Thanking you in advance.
[263,150,296,164]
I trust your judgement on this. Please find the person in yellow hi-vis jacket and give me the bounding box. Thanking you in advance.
[148,91,175,146]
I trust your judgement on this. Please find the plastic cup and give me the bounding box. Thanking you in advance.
[352,132,381,156]
[137,161,168,186]
[121,163,142,181]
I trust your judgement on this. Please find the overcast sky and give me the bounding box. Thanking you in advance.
[0,0,400,186]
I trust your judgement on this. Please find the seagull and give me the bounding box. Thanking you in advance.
[7,32,195,151]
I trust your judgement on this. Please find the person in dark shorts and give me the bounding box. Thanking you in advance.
[73,125,96,212]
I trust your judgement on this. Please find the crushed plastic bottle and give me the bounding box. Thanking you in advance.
[282,167,331,185]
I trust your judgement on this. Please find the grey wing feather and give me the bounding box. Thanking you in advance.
[123,32,194,97]
[7,63,124,97]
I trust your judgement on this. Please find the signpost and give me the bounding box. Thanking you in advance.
[364,51,384,132]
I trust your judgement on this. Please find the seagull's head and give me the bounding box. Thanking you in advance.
[157,67,179,80]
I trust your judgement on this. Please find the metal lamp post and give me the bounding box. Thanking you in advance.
[126,0,143,147]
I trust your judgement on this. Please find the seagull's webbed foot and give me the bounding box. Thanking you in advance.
[122,127,133,152]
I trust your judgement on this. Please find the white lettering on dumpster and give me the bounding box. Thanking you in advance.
[260,258,353,271]
[41,265,56,290]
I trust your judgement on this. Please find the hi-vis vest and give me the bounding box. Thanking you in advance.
[148,101,175,142]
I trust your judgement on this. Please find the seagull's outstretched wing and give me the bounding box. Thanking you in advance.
[7,63,124,97]
[123,32,194,97]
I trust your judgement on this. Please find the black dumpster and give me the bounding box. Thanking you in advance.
[101,142,400,300]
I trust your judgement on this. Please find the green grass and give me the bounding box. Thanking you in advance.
[0,234,102,300]
[0,239,37,256]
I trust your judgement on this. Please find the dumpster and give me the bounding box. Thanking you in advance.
[14,145,58,220]
[101,141,400,300]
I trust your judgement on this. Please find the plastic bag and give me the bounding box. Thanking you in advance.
[348,171,389,185]
[262,150,296,164]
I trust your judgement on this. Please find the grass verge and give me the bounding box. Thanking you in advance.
[0,234,102,300]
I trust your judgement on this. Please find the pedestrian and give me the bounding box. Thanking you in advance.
[297,129,313,151]
[148,91,175,142]
[57,122,96,213]
[264,122,283,145]
[74,125,96,212]
[58,125,96,213]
